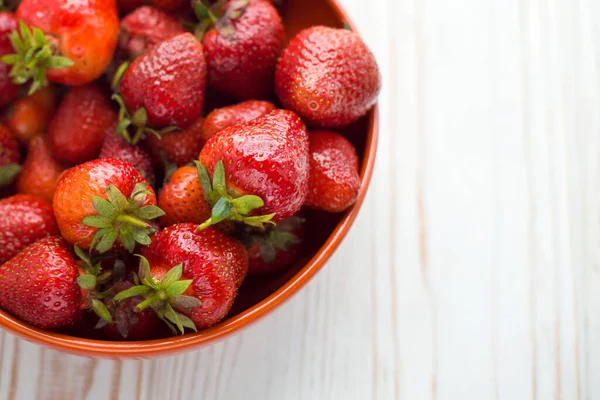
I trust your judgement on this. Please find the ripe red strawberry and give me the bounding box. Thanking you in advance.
[48,85,117,165]
[53,158,164,253]
[100,124,156,187]
[116,33,207,143]
[199,0,285,100]
[198,109,309,227]
[242,215,305,274]
[0,12,18,107]
[3,85,58,144]
[304,130,360,212]
[0,123,20,187]
[0,194,58,264]
[16,135,66,202]
[201,100,276,142]
[119,6,185,59]
[146,116,205,168]
[2,0,119,90]
[275,26,381,128]
[158,165,211,227]
[115,223,248,332]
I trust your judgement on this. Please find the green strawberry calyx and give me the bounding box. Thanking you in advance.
[73,246,115,324]
[195,160,276,231]
[0,163,21,187]
[113,256,200,335]
[0,20,74,95]
[242,216,304,264]
[192,0,250,40]
[82,182,165,254]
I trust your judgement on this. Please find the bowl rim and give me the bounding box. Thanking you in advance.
[0,0,380,358]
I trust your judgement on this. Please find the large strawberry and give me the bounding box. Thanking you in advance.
[115,223,248,332]
[3,85,58,144]
[201,100,276,142]
[16,135,66,202]
[0,12,18,107]
[275,26,381,128]
[304,130,360,212]
[48,85,117,165]
[197,0,285,100]
[0,194,58,264]
[198,109,309,228]
[53,158,164,253]
[0,123,20,187]
[1,0,119,91]
[146,116,204,168]
[115,33,207,144]
[119,6,185,59]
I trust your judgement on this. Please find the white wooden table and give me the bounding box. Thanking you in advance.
[1,0,599,398]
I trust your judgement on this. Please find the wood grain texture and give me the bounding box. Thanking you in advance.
[0,0,598,398]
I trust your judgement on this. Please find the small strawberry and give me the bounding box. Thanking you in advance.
[201,100,276,142]
[115,33,207,144]
[304,130,360,212]
[3,85,58,144]
[114,223,248,332]
[0,12,18,107]
[242,215,305,275]
[275,26,381,128]
[48,85,117,165]
[146,116,205,169]
[100,124,156,187]
[119,6,185,59]
[1,0,119,90]
[53,158,164,253]
[0,123,20,187]
[196,0,285,100]
[16,135,66,202]
[158,165,211,227]
[0,194,58,264]
[197,109,309,228]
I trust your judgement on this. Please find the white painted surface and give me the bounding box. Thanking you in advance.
[1,0,599,398]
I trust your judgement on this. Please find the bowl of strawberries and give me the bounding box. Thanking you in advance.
[0,0,379,357]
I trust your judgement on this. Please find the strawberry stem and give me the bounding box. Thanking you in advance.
[115,214,150,229]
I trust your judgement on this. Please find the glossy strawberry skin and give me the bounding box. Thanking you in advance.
[0,236,83,329]
[0,12,18,107]
[202,0,285,100]
[120,33,207,129]
[53,158,157,250]
[202,100,276,142]
[48,85,117,165]
[199,110,310,221]
[141,224,248,329]
[304,130,360,212]
[3,85,58,144]
[0,194,59,264]
[275,26,381,128]
[146,117,204,168]
[16,0,119,86]
[100,125,156,187]
[119,6,185,59]
[158,166,211,227]
[16,135,66,202]
[0,123,19,168]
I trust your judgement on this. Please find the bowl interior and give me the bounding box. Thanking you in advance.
[0,0,377,357]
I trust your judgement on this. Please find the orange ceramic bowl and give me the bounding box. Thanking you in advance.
[0,0,379,358]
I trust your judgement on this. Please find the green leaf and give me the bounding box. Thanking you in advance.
[91,298,113,323]
[194,0,210,20]
[211,196,233,225]
[0,54,19,64]
[164,303,185,334]
[137,255,160,290]
[92,196,117,219]
[130,182,151,199]
[82,215,112,229]
[106,185,128,211]
[231,194,264,215]
[166,280,193,298]
[194,161,214,201]
[0,164,21,186]
[177,312,197,332]
[131,228,152,246]
[119,224,136,253]
[212,160,227,197]
[89,229,107,253]
[131,107,147,127]
[130,205,165,220]
[111,60,130,90]
[160,264,183,288]
[113,285,151,302]
[270,231,300,250]
[47,55,74,69]
[73,245,91,266]
[95,230,118,253]
[171,295,201,311]
[76,274,97,290]
[32,27,45,47]
[18,20,31,43]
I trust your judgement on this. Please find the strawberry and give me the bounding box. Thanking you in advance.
[53,158,164,253]
[100,124,156,187]
[201,100,276,142]
[0,194,58,264]
[0,123,20,187]
[242,215,305,274]
[197,109,309,228]
[146,116,205,169]
[0,12,18,107]
[115,33,207,144]
[119,6,185,59]
[3,85,58,144]
[275,26,381,128]
[158,165,211,227]
[115,223,248,332]
[2,0,119,91]
[304,130,360,212]
[48,85,117,165]
[16,135,66,202]
[197,0,285,100]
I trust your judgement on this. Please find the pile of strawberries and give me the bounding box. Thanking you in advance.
[0,0,380,340]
